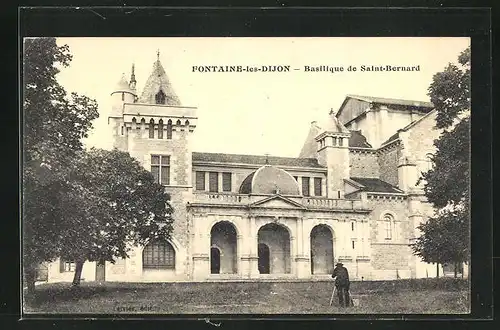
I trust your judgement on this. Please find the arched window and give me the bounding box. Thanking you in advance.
[166,119,172,139]
[185,120,190,127]
[155,90,166,104]
[176,119,181,126]
[142,240,175,269]
[158,119,164,139]
[149,119,155,138]
[425,153,434,171]
[383,214,393,240]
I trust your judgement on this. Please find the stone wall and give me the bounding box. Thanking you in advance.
[377,143,401,187]
[349,150,380,178]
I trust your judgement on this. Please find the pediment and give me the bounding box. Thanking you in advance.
[249,195,305,210]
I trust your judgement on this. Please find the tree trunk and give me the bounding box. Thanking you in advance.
[72,260,85,286]
[454,262,458,278]
[24,267,36,296]
[436,263,439,278]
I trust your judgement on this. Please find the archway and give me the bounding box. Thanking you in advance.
[310,225,334,274]
[257,223,291,274]
[210,247,221,274]
[210,221,238,274]
[258,243,270,274]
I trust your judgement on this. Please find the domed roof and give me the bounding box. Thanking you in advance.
[113,74,134,94]
[239,165,300,195]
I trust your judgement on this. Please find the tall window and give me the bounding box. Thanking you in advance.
[195,171,206,191]
[209,172,219,192]
[151,155,170,185]
[59,259,75,272]
[142,240,175,269]
[384,214,393,240]
[222,172,232,192]
[158,119,164,139]
[166,120,172,139]
[155,90,166,104]
[302,177,310,197]
[314,177,322,196]
[149,119,155,138]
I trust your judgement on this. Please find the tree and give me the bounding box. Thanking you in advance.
[22,37,99,294]
[412,46,471,277]
[60,148,173,286]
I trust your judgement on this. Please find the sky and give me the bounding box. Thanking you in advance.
[55,37,470,157]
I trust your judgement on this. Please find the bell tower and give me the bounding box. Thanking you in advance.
[316,112,351,199]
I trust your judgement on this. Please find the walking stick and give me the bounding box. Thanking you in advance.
[329,285,336,306]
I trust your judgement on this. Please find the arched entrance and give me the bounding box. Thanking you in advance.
[310,225,334,274]
[257,223,291,274]
[210,247,221,274]
[210,221,238,274]
[258,243,270,274]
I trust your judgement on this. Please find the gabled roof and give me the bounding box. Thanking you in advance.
[336,94,434,122]
[349,177,403,193]
[192,152,325,168]
[139,58,181,105]
[380,109,437,146]
[344,95,434,108]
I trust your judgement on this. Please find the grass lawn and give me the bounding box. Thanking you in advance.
[24,278,469,315]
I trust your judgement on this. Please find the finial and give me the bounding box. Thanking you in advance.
[130,63,136,84]
[157,49,160,60]
[264,153,270,165]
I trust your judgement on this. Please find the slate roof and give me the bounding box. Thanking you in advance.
[345,95,434,109]
[349,177,403,193]
[192,152,325,168]
[349,130,372,148]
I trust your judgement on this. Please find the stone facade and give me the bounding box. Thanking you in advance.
[45,58,463,283]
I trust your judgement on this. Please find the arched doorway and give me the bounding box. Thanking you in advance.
[310,225,334,275]
[210,247,221,274]
[258,243,270,274]
[210,221,238,274]
[257,223,291,274]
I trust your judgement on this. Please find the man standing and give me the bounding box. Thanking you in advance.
[332,262,350,307]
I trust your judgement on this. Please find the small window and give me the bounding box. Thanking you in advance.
[149,119,155,138]
[302,177,310,197]
[158,119,164,139]
[222,172,232,192]
[121,126,124,135]
[59,259,75,273]
[351,221,355,231]
[339,138,344,146]
[167,120,172,139]
[151,155,170,185]
[195,172,206,191]
[209,172,219,192]
[155,90,166,104]
[384,214,393,240]
[352,241,355,249]
[314,177,322,196]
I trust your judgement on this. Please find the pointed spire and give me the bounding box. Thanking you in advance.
[138,52,181,105]
[130,63,136,89]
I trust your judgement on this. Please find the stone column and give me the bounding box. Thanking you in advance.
[295,217,310,278]
[191,216,210,280]
[249,216,260,278]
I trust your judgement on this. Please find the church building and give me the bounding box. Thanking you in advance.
[45,54,463,283]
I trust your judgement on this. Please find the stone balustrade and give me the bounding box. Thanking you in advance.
[192,192,366,210]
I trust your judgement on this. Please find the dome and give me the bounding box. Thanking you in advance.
[113,74,134,94]
[239,165,300,195]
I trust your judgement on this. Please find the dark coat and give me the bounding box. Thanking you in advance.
[332,265,350,286]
